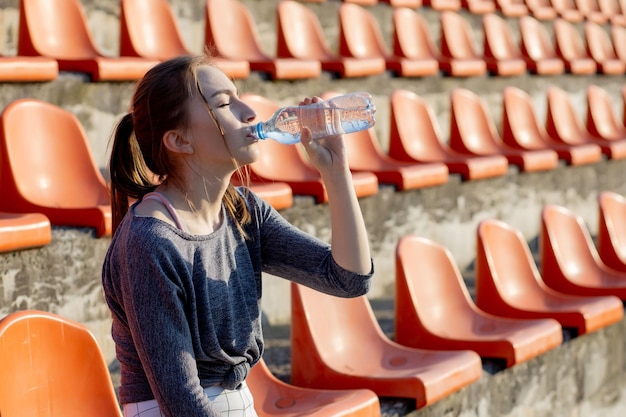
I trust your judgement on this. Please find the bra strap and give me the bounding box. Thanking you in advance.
[142,192,189,233]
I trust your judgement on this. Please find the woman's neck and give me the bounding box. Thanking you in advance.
[156,177,229,235]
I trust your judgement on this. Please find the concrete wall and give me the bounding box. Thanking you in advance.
[1,0,626,415]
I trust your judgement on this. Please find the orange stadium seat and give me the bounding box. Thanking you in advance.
[438,12,488,76]
[389,89,509,180]
[240,93,379,203]
[597,0,626,26]
[449,88,559,172]
[574,0,608,23]
[337,4,405,76]
[0,310,123,417]
[482,13,527,76]
[248,359,381,417]
[119,0,249,79]
[584,22,626,75]
[540,204,626,300]
[390,8,441,77]
[319,91,449,191]
[553,18,597,74]
[395,235,563,368]
[586,85,626,144]
[290,282,482,409]
[0,99,112,237]
[525,0,558,20]
[519,15,565,75]
[461,0,496,14]
[205,0,321,80]
[501,86,603,166]
[550,0,584,21]
[597,191,626,273]
[0,55,58,82]
[18,0,158,81]
[611,25,626,65]
[475,219,624,335]
[275,0,386,78]
[546,86,626,159]
[387,7,439,77]
[496,0,529,16]
[0,212,51,253]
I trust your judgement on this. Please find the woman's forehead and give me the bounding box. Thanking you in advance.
[196,65,235,95]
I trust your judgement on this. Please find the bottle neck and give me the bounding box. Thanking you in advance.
[253,122,267,140]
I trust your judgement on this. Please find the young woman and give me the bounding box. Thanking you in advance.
[101,54,373,417]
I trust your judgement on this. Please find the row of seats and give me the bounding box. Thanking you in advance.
[289,195,626,406]
[2,193,625,415]
[329,0,626,26]
[1,84,625,250]
[3,0,625,82]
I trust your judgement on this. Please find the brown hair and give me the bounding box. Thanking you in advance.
[108,55,251,235]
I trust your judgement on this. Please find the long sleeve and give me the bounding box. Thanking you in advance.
[244,191,373,298]
[104,222,222,417]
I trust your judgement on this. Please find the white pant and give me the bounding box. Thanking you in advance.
[123,381,258,417]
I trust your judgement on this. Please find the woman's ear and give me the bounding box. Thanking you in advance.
[163,130,194,155]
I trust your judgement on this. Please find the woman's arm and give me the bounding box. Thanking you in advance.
[299,97,372,275]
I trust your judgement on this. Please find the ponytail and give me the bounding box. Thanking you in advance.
[109,113,157,233]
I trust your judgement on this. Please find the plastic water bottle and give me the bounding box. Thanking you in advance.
[251,92,376,144]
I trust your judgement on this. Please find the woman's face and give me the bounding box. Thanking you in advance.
[186,65,259,172]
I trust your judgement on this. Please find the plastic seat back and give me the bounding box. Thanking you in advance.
[553,18,596,74]
[291,283,392,374]
[598,191,626,272]
[519,15,565,74]
[338,4,389,59]
[392,8,439,60]
[247,358,381,416]
[449,88,502,155]
[205,0,269,61]
[0,310,122,417]
[0,99,111,236]
[584,22,625,74]
[439,11,487,76]
[540,205,606,287]
[610,24,626,63]
[586,85,626,141]
[476,219,553,308]
[440,12,482,60]
[276,0,336,61]
[388,89,450,162]
[482,13,527,75]
[120,0,191,60]
[18,0,102,59]
[395,235,478,335]
[501,86,552,150]
[545,87,592,146]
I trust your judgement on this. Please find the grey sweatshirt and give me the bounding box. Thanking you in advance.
[101,190,373,417]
